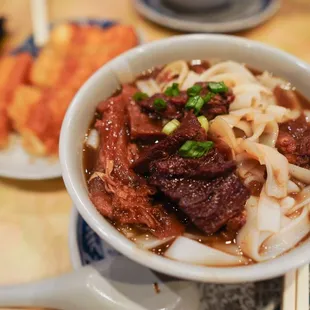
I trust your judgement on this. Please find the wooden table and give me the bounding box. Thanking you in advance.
[0,0,309,308]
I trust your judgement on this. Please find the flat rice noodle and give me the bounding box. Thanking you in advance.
[280,196,295,214]
[209,116,240,156]
[165,236,248,266]
[230,83,272,110]
[237,196,310,262]
[181,71,200,90]
[85,129,99,149]
[237,196,273,262]
[287,185,310,214]
[230,108,261,121]
[261,207,309,259]
[257,71,288,90]
[156,60,189,90]
[289,164,310,184]
[287,180,300,194]
[133,234,175,250]
[136,79,161,96]
[257,186,281,232]
[258,120,279,147]
[240,140,288,198]
[200,61,256,87]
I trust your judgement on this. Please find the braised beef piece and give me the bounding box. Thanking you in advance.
[133,111,249,234]
[149,169,249,234]
[274,86,302,110]
[137,82,234,120]
[226,211,247,233]
[127,101,165,141]
[90,84,184,239]
[276,115,310,168]
[132,111,207,173]
[150,150,236,179]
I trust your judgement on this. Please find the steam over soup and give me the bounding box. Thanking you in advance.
[83,60,310,267]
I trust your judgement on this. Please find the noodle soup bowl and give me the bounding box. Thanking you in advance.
[60,34,310,283]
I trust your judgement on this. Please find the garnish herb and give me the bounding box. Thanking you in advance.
[208,81,228,93]
[162,119,180,135]
[165,83,180,96]
[197,115,209,132]
[203,92,214,103]
[187,84,202,97]
[133,92,148,101]
[153,98,167,110]
[185,96,205,115]
[179,140,214,158]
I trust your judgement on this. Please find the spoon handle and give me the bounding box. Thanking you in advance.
[0,265,145,310]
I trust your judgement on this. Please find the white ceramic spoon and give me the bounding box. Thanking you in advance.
[0,256,200,310]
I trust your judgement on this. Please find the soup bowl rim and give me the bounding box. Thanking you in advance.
[60,34,310,283]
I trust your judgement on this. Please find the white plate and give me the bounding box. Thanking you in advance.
[0,135,61,180]
[133,0,281,33]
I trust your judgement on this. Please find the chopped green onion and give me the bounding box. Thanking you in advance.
[208,81,228,93]
[133,92,148,101]
[162,119,180,135]
[153,98,167,110]
[179,140,214,158]
[203,92,214,103]
[187,84,202,97]
[185,95,205,115]
[197,116,209,132]
[165,83,180,96]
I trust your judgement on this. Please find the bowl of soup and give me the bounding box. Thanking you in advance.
[60,34,310,283]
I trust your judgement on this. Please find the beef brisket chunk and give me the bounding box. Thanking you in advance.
[132,111,207,173]
[276,115,310,168]
[149,170,249,234]
[150,149,236,179]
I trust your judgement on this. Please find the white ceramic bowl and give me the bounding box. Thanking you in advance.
[60,34,310,283]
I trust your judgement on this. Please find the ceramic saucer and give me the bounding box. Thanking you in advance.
[69,206,283,310]
[133,0,281,33]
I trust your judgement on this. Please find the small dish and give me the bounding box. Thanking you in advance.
[69,206,284,310]
[133,0,280,33]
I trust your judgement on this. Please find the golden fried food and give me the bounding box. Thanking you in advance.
[1,23,138,156]
[0,53,32,148]
[8,85,43,132]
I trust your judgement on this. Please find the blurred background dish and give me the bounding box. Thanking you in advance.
[133,0,281,33]
[0,19,139,179]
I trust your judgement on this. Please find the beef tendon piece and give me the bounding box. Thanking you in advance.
[89,87,184,239]
[276,115,310,168]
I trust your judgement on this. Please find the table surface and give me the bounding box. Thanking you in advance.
[0,0,310,308]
